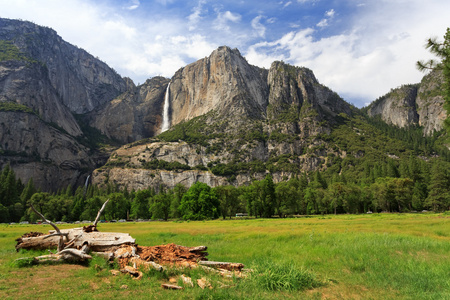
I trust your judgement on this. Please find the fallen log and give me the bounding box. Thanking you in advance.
[198,261,245,271]
[15,201,250,287]
[16,228,135,252]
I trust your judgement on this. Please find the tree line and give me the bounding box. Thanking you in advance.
[0,154,448,223]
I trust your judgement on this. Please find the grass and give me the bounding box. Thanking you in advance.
[0,213,449,299]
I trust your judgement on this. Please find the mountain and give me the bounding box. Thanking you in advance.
[366,69,445,135]
[90,47,361,191]
[0,18,447,193]
[0,18,127,190]
[87,76,168,143]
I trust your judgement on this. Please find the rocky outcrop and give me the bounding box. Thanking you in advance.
[0,60,82,136]
[0,18,127,114]
[0,111,94,190]
[88,77,169,143]
[91,140,332,190]
[0,17,128,190]
[169,46,269,126]
[367,84,419,128]
[366,69,446,135]
[267,61,351,121]
[416,70,446,135]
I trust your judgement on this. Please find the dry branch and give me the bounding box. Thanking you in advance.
[93,199,109,228]
[30,204,65,251]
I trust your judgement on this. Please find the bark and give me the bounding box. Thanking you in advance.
[16,228,135,252]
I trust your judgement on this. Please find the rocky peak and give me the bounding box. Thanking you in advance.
[366,69,445,135]
[367,84,419,128]
[0,17,127,114]
[267,60,352,122]
[168,45,269,126]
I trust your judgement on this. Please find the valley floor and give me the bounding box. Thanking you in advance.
[1,213,449,299]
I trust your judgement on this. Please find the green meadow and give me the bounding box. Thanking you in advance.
[0,213,449,299]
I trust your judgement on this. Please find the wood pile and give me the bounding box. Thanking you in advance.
[14,200,249,289]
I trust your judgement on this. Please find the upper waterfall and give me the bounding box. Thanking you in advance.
[161,82,171,132]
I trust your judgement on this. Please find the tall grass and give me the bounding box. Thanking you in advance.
[1,213,449,299]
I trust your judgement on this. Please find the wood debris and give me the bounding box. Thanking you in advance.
[14,200,248,290]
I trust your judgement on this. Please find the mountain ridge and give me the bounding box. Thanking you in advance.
[0,17,447,192]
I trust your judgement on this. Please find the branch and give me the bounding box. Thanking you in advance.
[43,232,69,240]
[93,199,109,227]
[30,204,61,234]
[29,204,64,251]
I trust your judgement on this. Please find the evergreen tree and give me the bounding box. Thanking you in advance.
[426,161,450,211]
[417,28,450,138]
[20,178,36,206]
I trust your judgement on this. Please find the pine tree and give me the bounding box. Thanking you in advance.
[417,28,450,138]
[20,178,36,206]
[426,161,450,211]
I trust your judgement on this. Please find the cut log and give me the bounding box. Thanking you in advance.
[188,246,207,252]
[198,261,245,271]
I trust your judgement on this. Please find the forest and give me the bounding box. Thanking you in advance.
[0,150,448,224]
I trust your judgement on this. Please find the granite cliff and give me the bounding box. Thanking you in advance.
[92,47,356,190]
[0,18,447,192]
[0,18,127,190]
[367,69,445,135]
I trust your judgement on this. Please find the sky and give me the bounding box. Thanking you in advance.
[0,0,449,107]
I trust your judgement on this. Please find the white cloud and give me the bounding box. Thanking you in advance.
[1,0,449,107]
[251,15,266,38]
[125,0,140,10]
[283,1,292,9]
[316,8,335,28]
[214,10,242,31]
[188,0,206,31]
[325,9,335,18]
[316,19,328,28]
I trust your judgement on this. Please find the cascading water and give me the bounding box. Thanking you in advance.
[161,82,171,132]
[83,174,90,197]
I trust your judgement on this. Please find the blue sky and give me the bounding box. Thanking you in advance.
[1,0,449,107]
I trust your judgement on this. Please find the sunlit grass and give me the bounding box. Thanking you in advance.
[0,213,449,299]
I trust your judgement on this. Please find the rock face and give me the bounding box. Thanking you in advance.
[88,76,169,143]
[416,70,446,135]
[92,50,354,191]
[367,69,445,135]
[91,141,325,191]
[0,60,82,136]
[169,46,269,126]
[0,18,127,190]
[0,18,127,114]
[0,110,93,190]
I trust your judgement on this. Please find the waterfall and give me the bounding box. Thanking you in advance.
[83,175,90,197]
[84,175,90,189]
[161,82,171,132]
